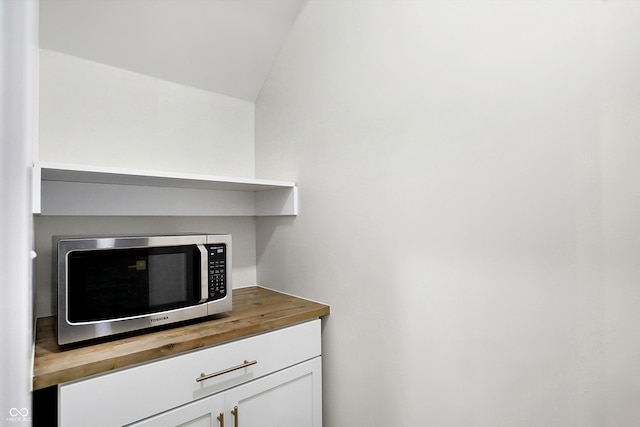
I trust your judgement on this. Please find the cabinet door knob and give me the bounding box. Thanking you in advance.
[217,412,224,427]
[231,406,239,427]
[196,360,257,382]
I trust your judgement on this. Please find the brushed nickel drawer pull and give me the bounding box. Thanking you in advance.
[196,360,257,383]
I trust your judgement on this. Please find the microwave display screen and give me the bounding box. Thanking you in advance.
[67,245,200,322]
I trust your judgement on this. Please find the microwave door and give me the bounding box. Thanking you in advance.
[67,245,201,323]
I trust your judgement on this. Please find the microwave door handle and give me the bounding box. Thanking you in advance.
[197,244,208,303]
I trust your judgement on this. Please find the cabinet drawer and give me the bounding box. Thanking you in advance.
[59,320,320,427]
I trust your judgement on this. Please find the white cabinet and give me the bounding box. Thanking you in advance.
[129,393,225,427]
[129,357,322,427]
[225,357,322,427]
[58,320,321,427]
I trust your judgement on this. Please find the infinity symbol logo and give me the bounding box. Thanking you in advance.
[9,408,29,417]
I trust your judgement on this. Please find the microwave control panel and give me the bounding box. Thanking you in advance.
[206,244,227,301]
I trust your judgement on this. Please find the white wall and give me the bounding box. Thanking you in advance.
[1,0,37,421]
[38,49,255,177]
[255,1,640,425]
[34,50,259,318]
[598,3,640,424]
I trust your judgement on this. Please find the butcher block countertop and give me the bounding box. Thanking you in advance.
[33,286,330,390]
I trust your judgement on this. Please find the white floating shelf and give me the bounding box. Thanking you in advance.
[33,162,298,217]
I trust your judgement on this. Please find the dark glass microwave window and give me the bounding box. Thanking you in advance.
[67,245,201,322]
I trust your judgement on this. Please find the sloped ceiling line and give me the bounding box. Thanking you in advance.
[39,0,308,102]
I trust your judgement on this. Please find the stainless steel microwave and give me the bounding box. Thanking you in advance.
[54,233,231,345]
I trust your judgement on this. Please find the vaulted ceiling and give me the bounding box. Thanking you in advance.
[39,0,308,102]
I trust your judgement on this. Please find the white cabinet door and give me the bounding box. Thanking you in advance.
[225,357,322,427]
[127,394,225,427]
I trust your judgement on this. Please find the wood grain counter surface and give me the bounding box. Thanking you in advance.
[33,286,330,390]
